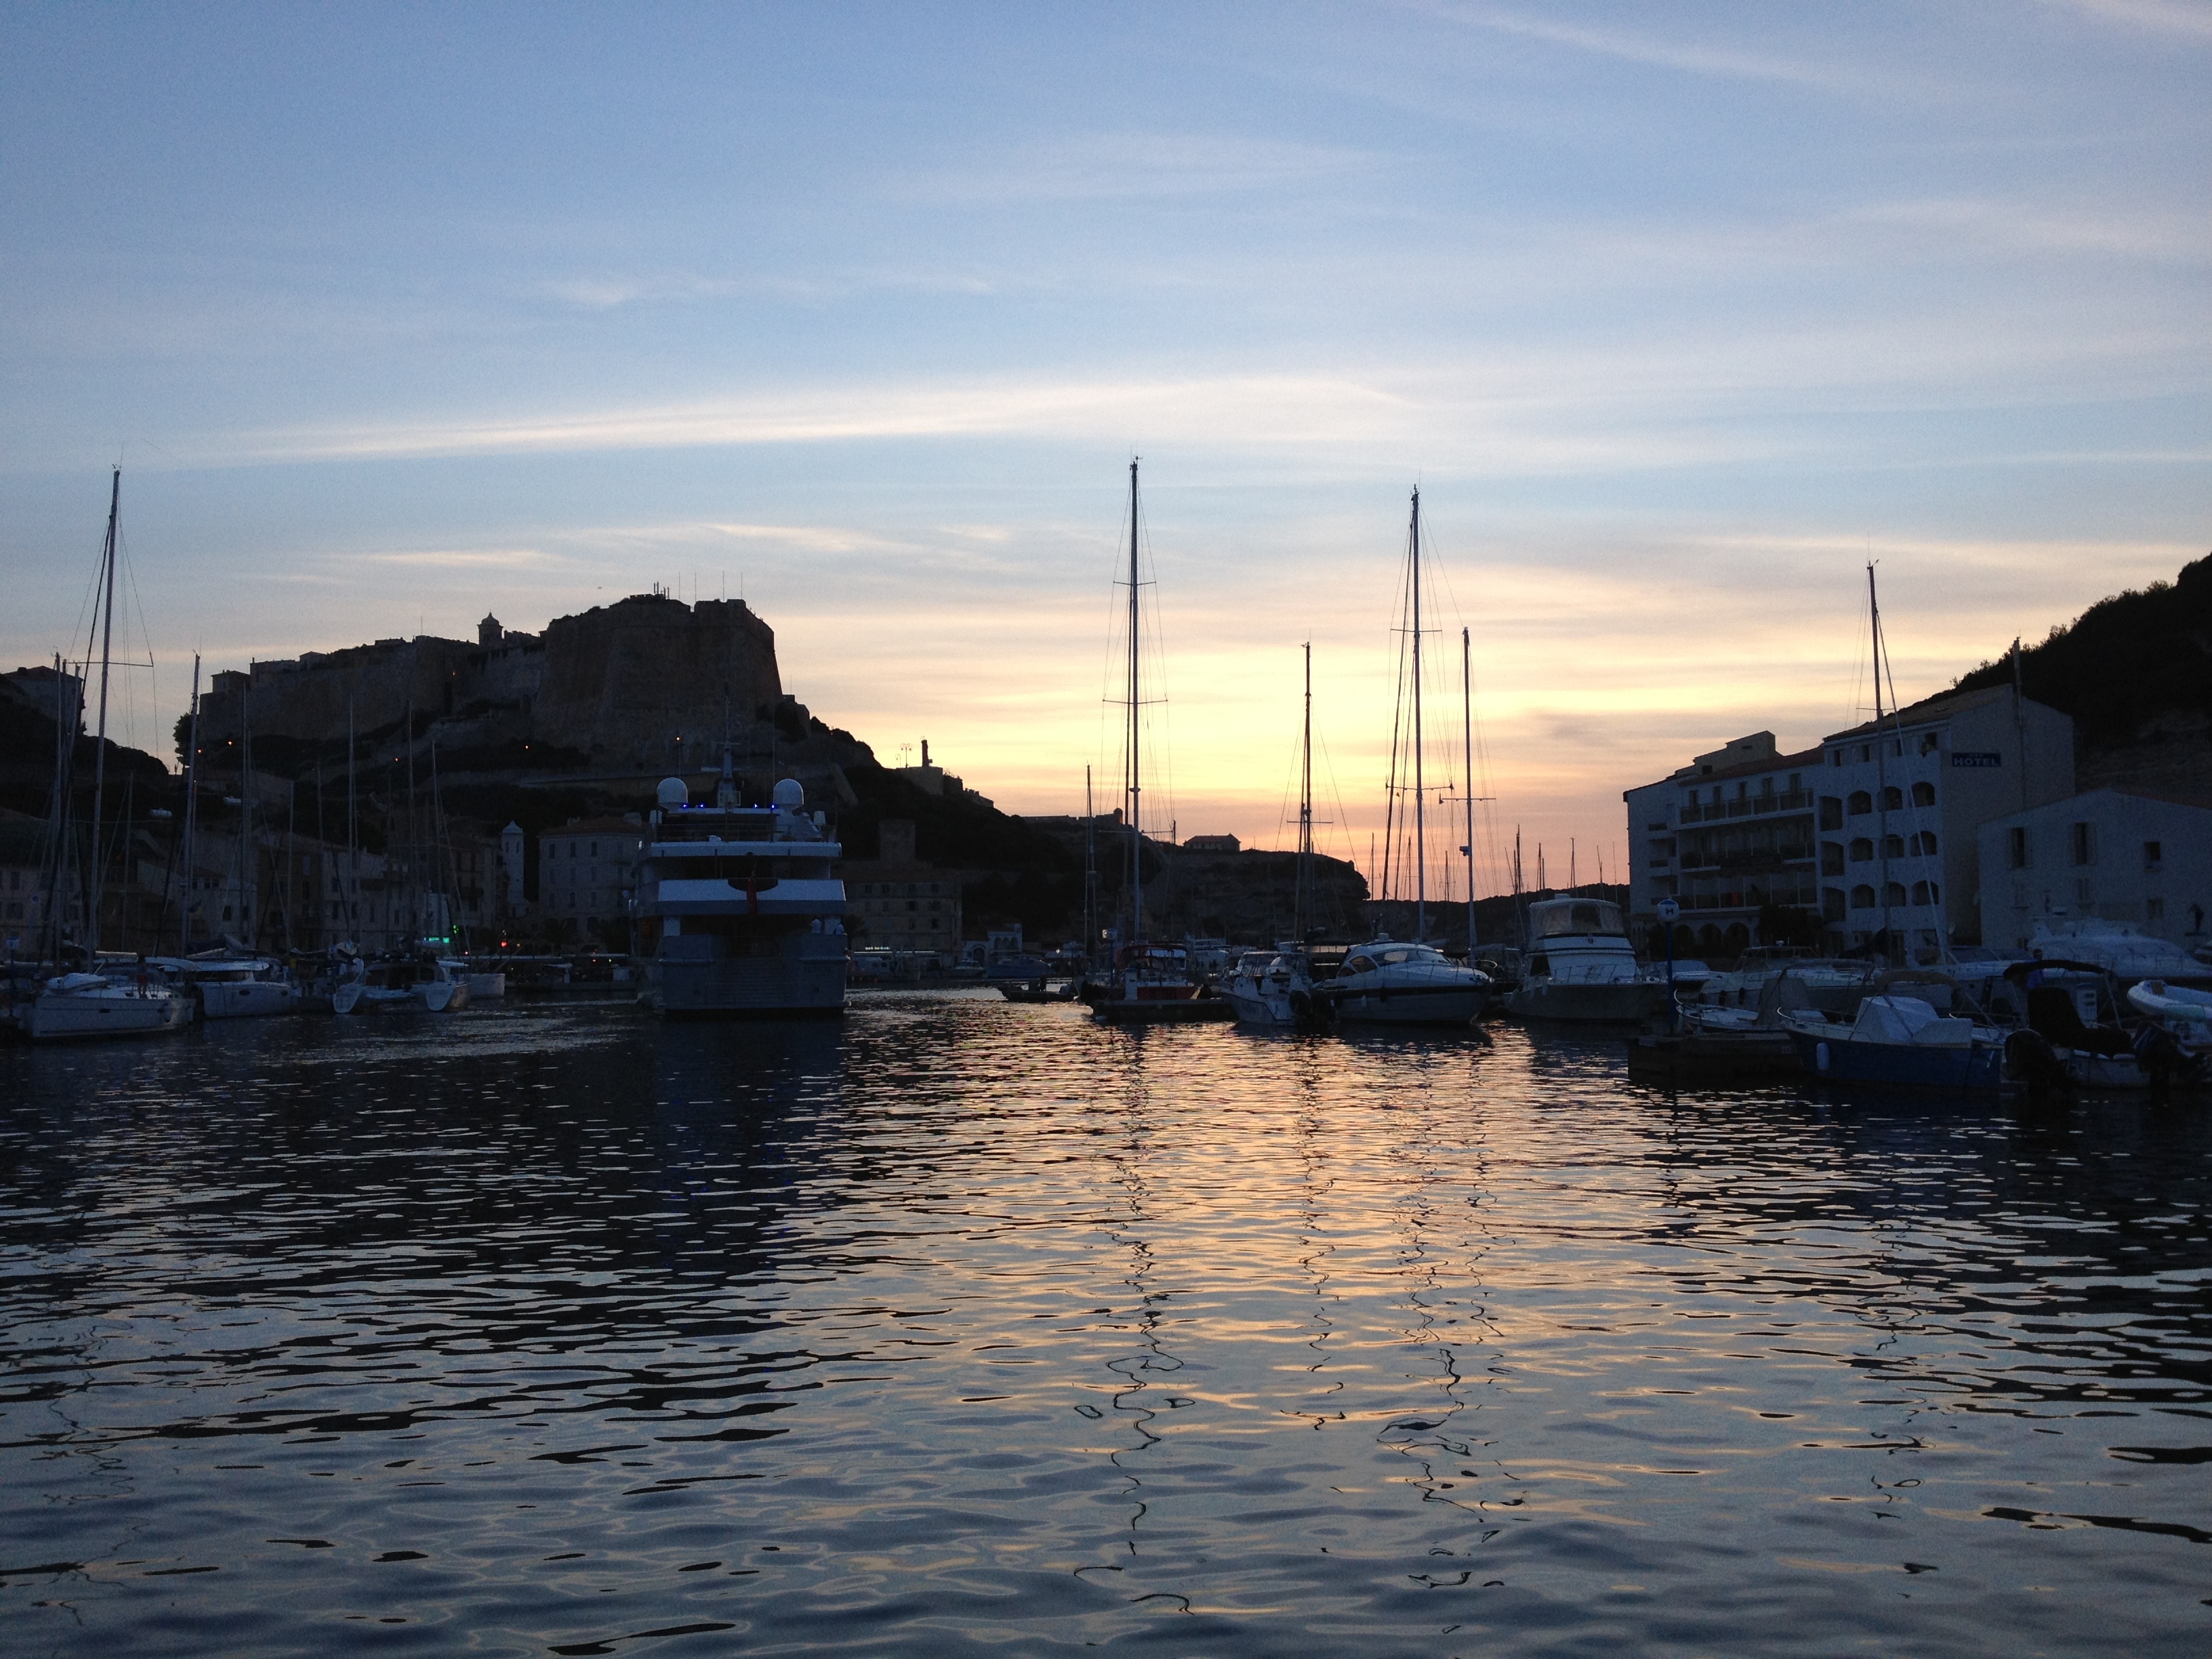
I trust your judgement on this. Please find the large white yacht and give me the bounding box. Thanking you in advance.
[1504,897,1671,1023]
[636,765,847,1018]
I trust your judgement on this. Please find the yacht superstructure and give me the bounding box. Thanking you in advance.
[637,766,846,1018]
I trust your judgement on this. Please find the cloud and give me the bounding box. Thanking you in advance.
[2043,0,2212,37]
[356,547,564,568]
[1417,1,1927,97]
[898,131,1382,205]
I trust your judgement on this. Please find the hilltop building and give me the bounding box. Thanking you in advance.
[1626,687,2074,958]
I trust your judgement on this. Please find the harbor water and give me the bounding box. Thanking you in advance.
[3,992,2208,1656]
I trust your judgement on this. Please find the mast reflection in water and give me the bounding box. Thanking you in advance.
[3,995,2208,1656]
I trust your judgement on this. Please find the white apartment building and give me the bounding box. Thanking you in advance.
[540,817,647,938]
[1626,687,2073,958]
[1977,787,2212,954]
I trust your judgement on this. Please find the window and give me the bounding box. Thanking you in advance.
[1831,750,1844,769]
[1735,781,1747,800]
[1881,786,1903,813]
[1819,797,1843,831]
[1823,888,1846,922]
[1847,791,1872,817]
[1910,880,1939,906]
[2009,827,2029,869]
[1910,830,1938,857]
[2070,823,2095,866]
[1859,744,1872,762]
[1788,773,1801,793]
[1882,834,1904,859]
[1911,781,1936,808]
[2147,897,2165,922]
[1822,843,1845,876]
[1850,884,1875,910]
[1849,837,1873,862]
[1885,881,1907,907]
[1759,776,1774,796]
[2145,840,2163,872]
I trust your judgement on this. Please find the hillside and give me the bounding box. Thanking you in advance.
[1950,552,2211,798]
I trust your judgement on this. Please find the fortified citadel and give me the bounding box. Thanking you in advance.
[194,593,810,791]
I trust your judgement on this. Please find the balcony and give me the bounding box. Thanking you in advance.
[1677,790,1811,825]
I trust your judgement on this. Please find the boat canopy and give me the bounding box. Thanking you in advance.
[1528,898,1626,939]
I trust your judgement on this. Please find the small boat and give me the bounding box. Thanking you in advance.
[1082,942,1233,1023]
[2027,919,2203,985]
[998,979,1078,1004]
[1986,958,2154,1090]
[1782,969,2012,1092]
[333,953,470,1015]
[443,960,508,1002]
[1504,897,1673,1023]
[148,955,302,1020]
[1327,938,1490,1027]
[17,969,192,1042]
[2127,979,2212,1052]
[1220,946,1334,1031]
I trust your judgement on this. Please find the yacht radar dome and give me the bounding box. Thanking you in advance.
[773,777,806,809]
[656,777,689,810]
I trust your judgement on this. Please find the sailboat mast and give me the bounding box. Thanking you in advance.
[1297,641,1313,941]
[1462,625,1475,954]
[178,653,201,952]
[346,699,356,942]
[1868,562,1891,960]
[1410,491,1426,941]
[1126,458,1143,944]
[86,468,121,955]
[1083,764,1097,967]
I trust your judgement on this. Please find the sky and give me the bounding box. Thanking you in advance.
[3,1,2206,895]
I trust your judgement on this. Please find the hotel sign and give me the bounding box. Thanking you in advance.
[1950,752,2003,768]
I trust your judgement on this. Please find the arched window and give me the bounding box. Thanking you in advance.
[1847,791,1872,817]
[1911,880,1940,906]
[1884,881,1908,907]
[1882,785,1904,812]
[1911,781,1936,808]
[1849,837,1872,862]
[1822,843,1845,875]
[1911,830,1939,857]
[1850,884,1875,909]
[1882,834,1904,859]
[1823,888,1845,921]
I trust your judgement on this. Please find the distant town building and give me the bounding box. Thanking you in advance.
[0,811,49,945]
[539,816,647,942]
[1626,687,2074,958]
[1183,834,1240,853]
[839,817,962,954]
[1977,787,2211,953]
[1,664,83,731]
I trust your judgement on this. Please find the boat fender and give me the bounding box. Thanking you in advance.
[1814,1042,1829,1073]
[2005,1029,2071,1097]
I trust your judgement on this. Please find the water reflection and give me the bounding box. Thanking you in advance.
[1,1000,2207,1655]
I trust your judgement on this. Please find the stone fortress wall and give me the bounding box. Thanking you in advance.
[196,594,786,779]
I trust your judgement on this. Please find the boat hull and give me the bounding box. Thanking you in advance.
[651,951,845,1018]
[196,981,301,1019]
[1507,980,1669,1023]
[22,990,189,1041]
[1333,986,1486,1027]
[1790,1030,2009,1092]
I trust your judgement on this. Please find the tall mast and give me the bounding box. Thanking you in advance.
[1410,491,1426,942]
[239,675,256,947]
[1296,642,1314,941]
[40,653,79,962]
[86,468,121,955]
[1868,563,1891,960]
[178,653,201,951]
[346,699,357,942]
[1083,764,1097,968]
[1462,625,1476,954]
[1126,458,1143,944]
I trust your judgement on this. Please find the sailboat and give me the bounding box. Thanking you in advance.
[1332,491,1491,1027]
[1221,644,1336,1031]
[18,471,188,1042]
[1081,459,1229,1024]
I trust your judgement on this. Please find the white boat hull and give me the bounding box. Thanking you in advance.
[197,981,302,1020]
[1334,986,1486,1026]
[22,989,190,1041]
[1507,979,1671,1023]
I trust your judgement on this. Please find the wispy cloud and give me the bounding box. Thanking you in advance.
[356,547,564,568]
[2043,0,2212,38]
[899,131,1381,204]
[1418,1,1925,96]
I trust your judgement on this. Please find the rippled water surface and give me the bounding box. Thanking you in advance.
[3,991,2209,1656]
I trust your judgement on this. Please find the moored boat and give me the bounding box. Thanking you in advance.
[636,764,847,1019]
[1327,938,1489,1027]
[1504,897,1671,1023]
[332,952,469,1015]
[16,968,191,1042]
[149,955,302,1019]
